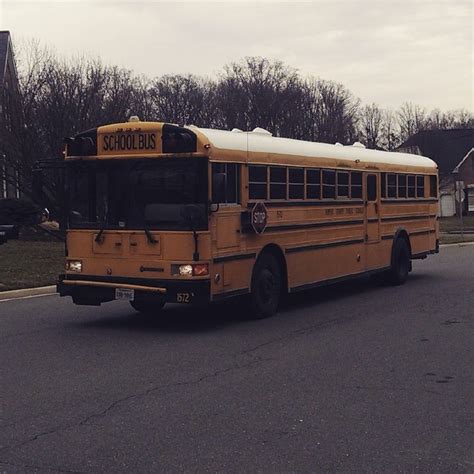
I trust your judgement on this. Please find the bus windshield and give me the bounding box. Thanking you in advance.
[67,158,208,231]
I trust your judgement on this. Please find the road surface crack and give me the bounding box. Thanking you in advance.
[0,458,84,473]
[0,355,271,455]
[239,317,342,356]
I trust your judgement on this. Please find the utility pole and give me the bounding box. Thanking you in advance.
[455,181,465,241]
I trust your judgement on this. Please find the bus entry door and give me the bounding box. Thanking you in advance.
[365,173,381,256]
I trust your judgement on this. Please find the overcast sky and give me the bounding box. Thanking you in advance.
[1,0,472,112]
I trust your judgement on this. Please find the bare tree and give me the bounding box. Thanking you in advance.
[4,39,472,214]
[216,57,304,136]
[302,78,360,144]
[397,102,428,142]
[359,103,383,149]
[380,109,400,151]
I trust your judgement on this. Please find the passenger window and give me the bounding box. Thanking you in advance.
[249,165,267,200]
[416,175,425,198]
[322,169,336,199]
[289,168,304,199]
[429,175,438,197]
[212,163,239,204]
[337,171,349,198]
[387,174,397,198]
[351,172,362,199]
[398,174,407,198]
[381,173,387,198]
[367,174,377,201]
[407,175,415,198]
[270,167,287,200]
[306,169,321,199]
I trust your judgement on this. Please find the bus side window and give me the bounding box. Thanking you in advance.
[289,168,304,199]
[381,173,387,198]
[249,165,268,200]
[270,167,287,200]
[387,174,397,198]
[367,174,377,201]
[416,175,425,198]
[429,175,438,197]
[337,171,349,198]
[398,174,407,198]
[407,175,416,198]
[351,171,362,199]
[322,169,336,199]
[212,163,240,204]
[306,169,321,199]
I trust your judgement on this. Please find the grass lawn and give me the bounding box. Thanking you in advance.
[439,216,474,232]
[439,216,474,244]
[0,240,64,291]
[439,234,474,245]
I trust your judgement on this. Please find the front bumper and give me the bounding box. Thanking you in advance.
[57,274,210,306]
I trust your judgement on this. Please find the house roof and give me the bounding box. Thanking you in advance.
[453,147,474,174]
[398,129,474,175]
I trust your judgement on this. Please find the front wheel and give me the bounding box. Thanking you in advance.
[387,238,411,285]
[130,300,165,316]
[249,253,282,319]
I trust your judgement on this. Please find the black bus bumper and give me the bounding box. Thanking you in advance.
[57,274,211,306]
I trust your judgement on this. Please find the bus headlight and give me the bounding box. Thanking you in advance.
[66,260,82,273]
[172,264,209,277]
[178,264,193,276]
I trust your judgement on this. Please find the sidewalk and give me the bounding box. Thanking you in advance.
[0,285,56,302]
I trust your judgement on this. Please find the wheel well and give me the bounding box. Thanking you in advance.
[392,228,412,262]
[256,244,288,294]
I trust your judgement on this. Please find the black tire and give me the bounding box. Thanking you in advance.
[130,300,165,316]
[249,253,283,319]
[387,238,411,285]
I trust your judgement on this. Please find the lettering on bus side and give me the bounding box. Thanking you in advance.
[102,133,157,152]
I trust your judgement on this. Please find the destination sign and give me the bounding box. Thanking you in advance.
[101,133,157,153]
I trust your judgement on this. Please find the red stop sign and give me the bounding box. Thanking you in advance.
[251,201,268,234]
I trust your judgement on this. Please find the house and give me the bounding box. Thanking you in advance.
[0,30,21,199]
[397,129,474,216]
[453,148,474,214]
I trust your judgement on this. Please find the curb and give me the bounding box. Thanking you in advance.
[440,241,474,248]
[0,285,56,302]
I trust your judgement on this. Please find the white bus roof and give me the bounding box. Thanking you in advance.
[192,126,437,170]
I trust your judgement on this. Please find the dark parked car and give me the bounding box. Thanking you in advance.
[0,225,19,240]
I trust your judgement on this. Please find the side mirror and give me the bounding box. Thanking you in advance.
[42,207,50,222]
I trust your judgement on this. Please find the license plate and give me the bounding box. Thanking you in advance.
[115,288,135,301]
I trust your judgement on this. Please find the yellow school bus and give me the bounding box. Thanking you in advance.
[56,117,439,318]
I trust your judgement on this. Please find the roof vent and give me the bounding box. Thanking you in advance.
[231,128,243,133]
[252,127,272,136]
[335,142,343,147]
[352,141,365,148]
[128,115,140,122]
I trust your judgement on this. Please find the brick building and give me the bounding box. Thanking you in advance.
[452,148,474,214]
[0,30,21,199]
[397,129,474,216]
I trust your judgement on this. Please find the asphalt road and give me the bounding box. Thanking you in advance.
[0,245,473,473]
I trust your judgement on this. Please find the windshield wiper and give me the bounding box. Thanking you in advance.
[144,227,158,244]
[94,226,106,243]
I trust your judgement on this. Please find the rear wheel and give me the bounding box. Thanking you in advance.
[387,238,411,285]
[249,253,282,319]
[130,300,165,316]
